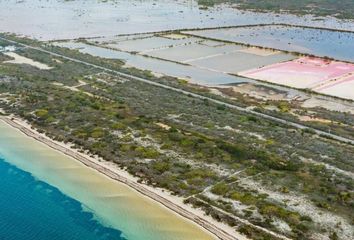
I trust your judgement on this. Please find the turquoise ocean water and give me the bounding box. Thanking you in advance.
[0,157,127,240]
[0,121,215,240]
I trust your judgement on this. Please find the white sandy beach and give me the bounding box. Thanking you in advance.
[0,115,246,240]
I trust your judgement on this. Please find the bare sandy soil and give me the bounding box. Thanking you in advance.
[4,52,52,70]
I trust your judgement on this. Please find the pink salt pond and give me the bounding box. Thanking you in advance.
[239,57,354,91]
[314,74,354,100]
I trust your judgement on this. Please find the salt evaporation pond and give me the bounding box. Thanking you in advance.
[54,41,248,85]
[185,25,354,62]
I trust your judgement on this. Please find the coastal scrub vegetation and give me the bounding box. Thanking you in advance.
[0,35,353,240]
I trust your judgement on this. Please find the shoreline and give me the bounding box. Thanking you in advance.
[0,115,243,240]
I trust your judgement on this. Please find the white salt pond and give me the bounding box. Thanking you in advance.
[189,50,296,73]
[107,36,201,53]
[146,41,243,63]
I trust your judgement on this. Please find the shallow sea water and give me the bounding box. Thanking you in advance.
[0,120,215,240]
[1,0,353,40]
[0,159,127,240]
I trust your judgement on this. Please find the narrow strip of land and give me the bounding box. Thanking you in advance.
[1,36,353,146]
